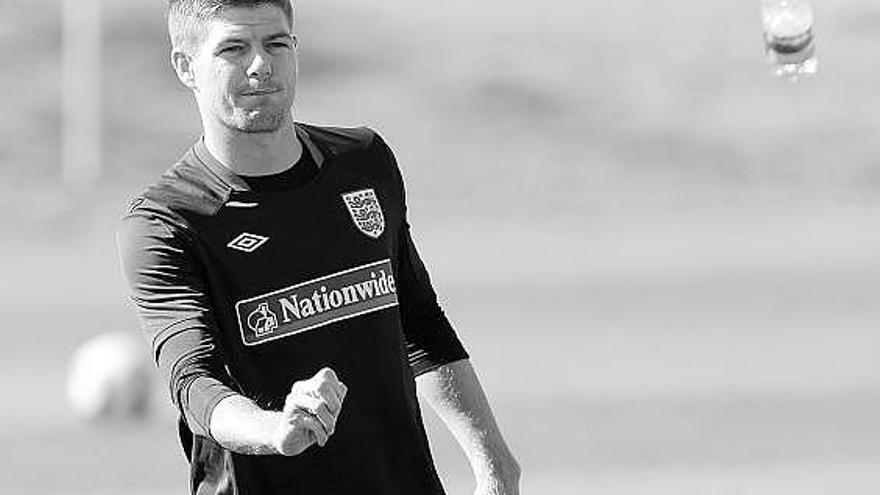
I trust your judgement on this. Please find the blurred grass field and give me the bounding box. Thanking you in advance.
[3,0,880,493]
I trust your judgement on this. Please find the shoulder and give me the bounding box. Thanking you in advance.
[120,146,229,242]
[297,123,378,156]
[146,154,231,216]
[118,194,191,258]
[300,123,402,186]
[297,123,400,165]
[125,148,232,230]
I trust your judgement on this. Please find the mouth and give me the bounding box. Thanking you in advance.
[241,87,281,96]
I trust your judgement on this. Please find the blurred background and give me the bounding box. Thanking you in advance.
[3,0,880,493]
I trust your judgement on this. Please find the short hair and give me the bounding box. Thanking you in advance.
[168,0,294,55]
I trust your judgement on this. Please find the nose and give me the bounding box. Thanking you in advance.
[246,48,272,81]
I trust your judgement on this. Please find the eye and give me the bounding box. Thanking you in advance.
[266,40,293,52]
[218,45,245,56]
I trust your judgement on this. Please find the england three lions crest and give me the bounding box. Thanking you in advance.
[342,189,385,239]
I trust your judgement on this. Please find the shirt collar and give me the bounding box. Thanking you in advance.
[191,123,326,193]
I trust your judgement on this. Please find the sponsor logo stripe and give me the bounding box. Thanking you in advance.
[239,302,398,347]
[234,259,398,346]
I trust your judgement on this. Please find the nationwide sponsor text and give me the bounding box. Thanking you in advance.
[235,259,398,346]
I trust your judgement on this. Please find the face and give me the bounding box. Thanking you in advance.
[174,5,297,134]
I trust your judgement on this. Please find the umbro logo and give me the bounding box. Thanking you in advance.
[228,232,270,253]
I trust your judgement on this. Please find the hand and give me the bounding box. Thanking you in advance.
[272,367,348,456]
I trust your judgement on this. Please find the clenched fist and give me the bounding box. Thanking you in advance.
[272,367,348,456]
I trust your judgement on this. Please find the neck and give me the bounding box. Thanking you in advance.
[202,117,302,177]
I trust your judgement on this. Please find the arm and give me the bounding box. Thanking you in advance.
[209,395,286,455]
[417,359,520,495]
[117,210,236,439]
[117,208,343,455]
[210,369,346,456]
[370,134,519,491]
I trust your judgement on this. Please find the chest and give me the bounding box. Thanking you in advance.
[202,166,398,278]
[186,165,403,348]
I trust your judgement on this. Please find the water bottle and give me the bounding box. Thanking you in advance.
[761,0,818,82]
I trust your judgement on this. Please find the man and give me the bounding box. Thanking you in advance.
[117,1,520,493]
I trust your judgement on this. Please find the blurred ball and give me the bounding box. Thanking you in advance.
[65,331,153,422]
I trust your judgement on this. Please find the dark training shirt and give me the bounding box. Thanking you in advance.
[238,144,319,193]
[117,124,468,495]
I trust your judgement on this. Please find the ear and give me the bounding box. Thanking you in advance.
[171,49,197,89]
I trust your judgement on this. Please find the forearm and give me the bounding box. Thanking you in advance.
[416,359,520,484]
[208,369,343,457]
[209,394,283,455]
